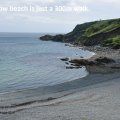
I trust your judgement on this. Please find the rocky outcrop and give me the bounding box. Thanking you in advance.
[40,34,64,42]
[84,27,120,46]
[66,66,82,69]
[94,57,115,64]
[69,59,96,66]
[60,57,116,69]
[40,18,120,49]
[69,57,115,66]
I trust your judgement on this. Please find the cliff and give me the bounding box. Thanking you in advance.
[40,18,120,49]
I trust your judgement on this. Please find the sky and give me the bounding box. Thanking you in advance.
[0,0,120,33]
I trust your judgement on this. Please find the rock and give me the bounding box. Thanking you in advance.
[69,59,96,66]
[70,63,80,66]
[60,57,69,61]
[40,34,64,42]
[65,62,69,65]
[95,57,115,64]
[111,66,120,69]
[66,66,75,69]
[40,35,53,40]
[69,57,115,67]
[66,66,81,69]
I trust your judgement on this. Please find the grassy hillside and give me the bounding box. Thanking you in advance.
[102,35,120,49]
[64,18,120,48]
[40,18,120,49]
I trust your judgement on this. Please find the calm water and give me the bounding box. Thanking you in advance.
[0,33,94,93]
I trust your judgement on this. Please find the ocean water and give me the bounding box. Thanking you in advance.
[0,33,94,94]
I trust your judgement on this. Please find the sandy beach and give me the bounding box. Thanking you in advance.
[0,46,120,120]
[0,73,120,120]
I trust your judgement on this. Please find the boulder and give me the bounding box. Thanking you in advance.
[69,59,96,66]
[66,66,81,69]
[69,57,115,67]
[95,57,115,64]
[60,57,69,61]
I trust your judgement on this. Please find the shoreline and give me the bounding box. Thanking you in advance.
[82,46,120,61]
[0,68,120,119]
[64,43,120,69]
[0,70,120,114]
[0,42,120,119]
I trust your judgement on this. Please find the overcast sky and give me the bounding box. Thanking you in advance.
[0,0,120,33]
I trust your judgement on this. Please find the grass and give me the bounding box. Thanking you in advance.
[61,18,120,48]
[103,35,120,49]
[84,18,120,37]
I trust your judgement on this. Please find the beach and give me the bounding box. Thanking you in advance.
[0,0,119,119]
[83,46,120,62]
[0,72,120,120]
[0,46,120,120]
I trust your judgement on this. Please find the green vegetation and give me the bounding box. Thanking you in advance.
[84,19,120,37]
[41,18,120,49]
[63,18,120,49]
[103,35,120,49]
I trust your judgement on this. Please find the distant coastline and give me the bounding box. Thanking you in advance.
[40,18,120,71]
[40,18,120,49]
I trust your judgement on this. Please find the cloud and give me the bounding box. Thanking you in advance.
[0,0,120,6]
[0,0,120,32]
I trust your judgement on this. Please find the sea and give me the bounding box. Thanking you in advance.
[0,33,94,95]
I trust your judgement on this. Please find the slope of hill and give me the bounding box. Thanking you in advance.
[40,18,120,49]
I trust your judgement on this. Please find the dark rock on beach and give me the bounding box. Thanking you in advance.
[65,62,69,65]
[60,57,69,61]
[66,66,82,69]
[69,57,115,67]
[95,57,115,64]
[69,59,95,66]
